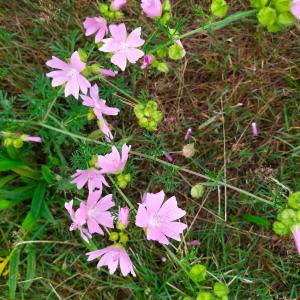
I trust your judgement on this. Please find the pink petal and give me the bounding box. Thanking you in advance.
[145,190,165,215]
[87,218,104,235]
[120,250,135,276]
[109,24,127,42]
[111,50,127,71]
[160,222,187,241]
[126,27,145,47]
[70,51,86,72]
[158,196,186,222]
[121,144,130,164]
[96,194,114,211]
[81,95,95,107]
[46,56,69,70]
[86,248,108,261]
[77,74,91,95]
[94,211,115,228]
[291,0,300,19]
[126,48,144,64]
[95,27,107,43]
[75,204,87,225]
[87,190,102,207]
[135,204,149,227]
[52,76,68,87]
[99,38,121,53]
[90,84,99,100]
[65,78,79,99]
[83,18,99,36]
[147,227,169,244]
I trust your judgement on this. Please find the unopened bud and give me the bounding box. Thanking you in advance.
[109,232,119,242]
[191,184,205,199]
[273,221,289,236]
[214,282,229,298]
[189,264,206,283]
[288,192,300,210]
[196,291,214,300]
[277,208,297,227]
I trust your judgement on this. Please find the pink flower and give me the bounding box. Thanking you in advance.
[22,135,42,143]
[141,0,162,18]
[118,206,129,227]
[96,144,131,174]
[99,24,145,71]
[112,0,127,10]
[175,40,186,58]
[292,226,300,255]
[251,122,258,137]
[100,68,118,77]
[184,128,192,141]
[98,116,114,142]
[291,0,300,19]
[141,55,154,69]
[86,246,136,276]
[83,17,108,43]
[65,200,92,243]
[46,51,91,99]
[135,190,187,245]
[81,84,120,120]
[80,190,115,235]
[70,168,109,193]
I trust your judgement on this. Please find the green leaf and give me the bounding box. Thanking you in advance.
[30,181,47,219]
[243,214,270,229]
[41,165,55,184]
[11,166,40,180]
[0,174,17,188]
[22,212,37,232]
[40,201,56,224]
[8,249,20,300]
[0,199,11,211]
[24,251,36,290]
[0,160,25,172]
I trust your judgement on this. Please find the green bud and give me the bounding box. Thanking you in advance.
[196,291,214,300]
[139,117,149,127]
[272,221,289,236]
[250,0,269,9]
[89,155,98,167]
[148,120,157,131]
[157,62,169,73]
[211,0,229,18]
[78,48,88,63]
[277,208,297,226]
[147,100,158,110]
[183,297,193,300]
[162,0,171,11]
[117,174,128,189]
[168,43,183,60]
[272,0,291,12]
[99,3,109,14]
[288,192,300,210]
[4,138,13,147]
[116,220,125,231]
[115,11,124,19]
[81,66,92,77]
[213,282,229,297]
[13,139,23,149]
[87,109,96,121]
[109,232,119,241]
[144,107,152,117]
[296,210,300,222]
[161,12,171,24]
[119,232,129,243]
[124,173,132,183]
[108,11,115,19]
[277,12,295,26]
[189,264,206,283]
[191,184,205,199]
[267,22,283,32]
[156,48,168,58]
[153,111,163,122]
[258,7,277,26]
[90,64,101,74]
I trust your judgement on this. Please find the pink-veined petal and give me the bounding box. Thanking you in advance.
[111,50,127,71]
[126,27,145,47]
[125,48,144,64]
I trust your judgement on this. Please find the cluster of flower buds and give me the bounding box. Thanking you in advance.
[253,0,297,32]
[99,2,124,20]
[184,264,230,300]
[117,173,132,189]
[273,192,300,254]
[0,131,42,148]
[210,0,229,17]
[134,100,163,132]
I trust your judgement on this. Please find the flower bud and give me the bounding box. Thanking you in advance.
[4,138,13,147]
[277,208,297,227]
[196,291,214,300]
[99,3,109,14]
[78,48,88,63]
[119,232,129,243]
[156,48,168,58]
[13,139,23,149]
[161,12,171,24]
[182,143,195,158]
[277,12,295,26]
[90,64,101,74]
[183,297,193,300]
[273,221,289,236]
[118,206,129,228]
[189,264,206,283]
[272,0,292,12]
[288,192,300,210]
[211,0,229,18]
[157,62,169,73]
[250,0,268,9]
[214,282,229,298]
[81,66,92,77]
[109,231,119,241]
[168,43,184,60]
[162,0,171,12]
[117,174,128,189]
[191,184,205,199]
[258,7,277,26]
[89,155,98,167]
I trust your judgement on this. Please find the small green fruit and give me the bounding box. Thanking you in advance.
[288,193,300,210]
[90,64,101,74]
[277,208,297,226]
[156,48,168,58]
[211,0,229,18]
[213,282,229,297]
[267,22,283,32]
[273,221,289,236]
[196,291,214,300]
[109,232,119,242]
[250,0,269,9]
[99,3,109,14]
[13,139,23,149]
[189,264,206,283]
[258,7,277,26]
[277,12,295,26]
[168,43,183,60]
[119,232,129,243]
[191,184,205,199]
[157,62,169,73]
[272,0,291,12]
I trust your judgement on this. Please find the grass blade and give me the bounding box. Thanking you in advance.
[8,249,20,300]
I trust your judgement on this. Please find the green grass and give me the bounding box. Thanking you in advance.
[1,0,300,299]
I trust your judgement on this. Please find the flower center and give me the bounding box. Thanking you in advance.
[120,42,127,50]
[67,68,78,78]
[149,214,161,227]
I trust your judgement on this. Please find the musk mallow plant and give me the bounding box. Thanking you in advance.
[41,0,300,279]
